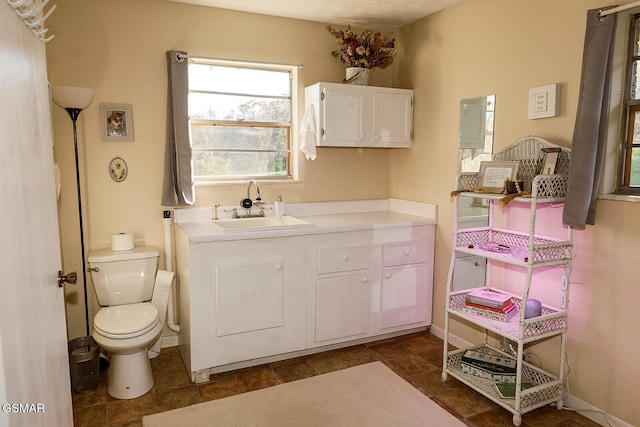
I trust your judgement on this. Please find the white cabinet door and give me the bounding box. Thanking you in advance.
[372,89,413,147]
[320,84,370,146]
[315,274,370,343]
[215,260,284,337]
[186,237,309,373]
[452,255,487,291]
[380,265,432,329]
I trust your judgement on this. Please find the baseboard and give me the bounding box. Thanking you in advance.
[429,324,474,349]
[563,394,632,427]
[429,326,629,427]
[162,334,178,348]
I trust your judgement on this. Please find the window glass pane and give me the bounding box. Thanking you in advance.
[189,64,290,97]
[635,16,640,56]
[193,151,289,178]
[191,124,288,151]
[188,60,293,180]
[189,93,290,122]
[633,109,640,142]
[632,61,640,99]
[629,147,640,186]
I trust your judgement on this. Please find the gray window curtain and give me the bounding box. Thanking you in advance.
[563,9,616,228]
[162,50,195,206]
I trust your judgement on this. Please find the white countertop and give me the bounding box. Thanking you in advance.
[175,199,437,243]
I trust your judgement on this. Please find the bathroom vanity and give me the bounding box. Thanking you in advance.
[174,199,435,382]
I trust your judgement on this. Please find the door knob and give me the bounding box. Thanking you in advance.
[58,271,77,287]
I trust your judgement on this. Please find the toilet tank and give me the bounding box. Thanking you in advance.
[87,246,160,306]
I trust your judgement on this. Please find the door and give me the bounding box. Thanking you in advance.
[315,274,370,343]
[372,89,413,147]
[380,265,431,329]
[320,84,370,146]
[0,3,73,426]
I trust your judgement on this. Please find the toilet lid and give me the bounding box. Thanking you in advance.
[94,303,159,338]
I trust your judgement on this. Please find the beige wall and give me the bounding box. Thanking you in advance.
[47,0,639,424]
[392,0,639,425]
[47,0,394,340]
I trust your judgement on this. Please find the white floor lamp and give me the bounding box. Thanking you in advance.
[52,86,94,337]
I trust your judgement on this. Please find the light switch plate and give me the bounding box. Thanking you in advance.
[528,83,559,119]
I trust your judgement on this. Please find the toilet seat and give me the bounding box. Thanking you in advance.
[94,302,159,339]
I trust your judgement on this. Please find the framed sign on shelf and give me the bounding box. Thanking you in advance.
[536,147,562,175]
[477,161,520,193]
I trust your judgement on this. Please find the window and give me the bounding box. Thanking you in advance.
[620,13,640,193]
[188,59,295,181]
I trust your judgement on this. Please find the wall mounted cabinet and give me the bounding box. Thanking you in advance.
[304,82,413,148]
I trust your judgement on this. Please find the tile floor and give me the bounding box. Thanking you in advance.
[72,330,600,427]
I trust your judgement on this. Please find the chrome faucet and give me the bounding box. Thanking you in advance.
[247,179,263,206]
[239,179,265,217]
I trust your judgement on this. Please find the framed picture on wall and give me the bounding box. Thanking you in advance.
[477,161,519,193]
[100,103,134,141]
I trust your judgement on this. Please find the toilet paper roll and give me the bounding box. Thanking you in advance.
[111,232,134,251]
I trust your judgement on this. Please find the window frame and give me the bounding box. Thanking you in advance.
[187,58,298,184]
[617,12,640,194]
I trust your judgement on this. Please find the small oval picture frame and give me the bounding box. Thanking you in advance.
[109,157,128,182]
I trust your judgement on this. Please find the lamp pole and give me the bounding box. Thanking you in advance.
[65,107,90,336]
[51,86,94,338]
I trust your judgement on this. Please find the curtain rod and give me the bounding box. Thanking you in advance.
[175,53,303,69]
[599,1,640,17]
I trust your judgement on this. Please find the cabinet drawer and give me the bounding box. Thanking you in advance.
[382,240,431,267]
[318,245,370,274]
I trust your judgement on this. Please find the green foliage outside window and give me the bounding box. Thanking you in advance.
[188,61,293,180]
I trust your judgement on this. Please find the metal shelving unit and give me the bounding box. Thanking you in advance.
[442,137,573,426]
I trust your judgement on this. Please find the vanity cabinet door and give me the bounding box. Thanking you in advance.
[379,237,433,330]
[315,274,370,343]
[215,261,284,337]
[452,255,487,291]
[380,265,432,329]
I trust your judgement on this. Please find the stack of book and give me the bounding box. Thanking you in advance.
[460,349,517,383]
[492,382,535,399]
[462,289,516,322]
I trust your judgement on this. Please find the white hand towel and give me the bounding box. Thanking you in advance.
[299,104,317,161]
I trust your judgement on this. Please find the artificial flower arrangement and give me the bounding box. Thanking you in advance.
[327,25,397,69]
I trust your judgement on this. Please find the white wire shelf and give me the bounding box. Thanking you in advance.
[447,287,567,342]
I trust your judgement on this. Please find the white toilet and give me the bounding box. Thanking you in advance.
[87,246,173,399]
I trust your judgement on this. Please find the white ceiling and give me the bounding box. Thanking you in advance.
[168,0,463,30]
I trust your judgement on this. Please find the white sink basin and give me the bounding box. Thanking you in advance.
[210,216,315,234]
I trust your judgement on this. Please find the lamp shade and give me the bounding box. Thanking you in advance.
[51,86,95,110]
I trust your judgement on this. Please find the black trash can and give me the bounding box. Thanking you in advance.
[68,336,100,394]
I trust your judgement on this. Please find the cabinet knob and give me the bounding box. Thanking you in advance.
[342,255,350,262]
[275,264,283,271]
[384,273,392,280]
[362,276,369,284]
[403,249,411,256]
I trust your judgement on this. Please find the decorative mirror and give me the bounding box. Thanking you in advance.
[454,95,495,291]
[458,95,495,173]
